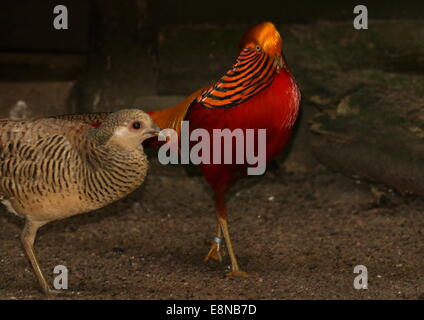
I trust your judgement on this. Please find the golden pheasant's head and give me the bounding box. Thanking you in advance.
[198,22,286,109]
[239,22,282,59]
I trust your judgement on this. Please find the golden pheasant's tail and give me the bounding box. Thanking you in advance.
[148,87,206,134]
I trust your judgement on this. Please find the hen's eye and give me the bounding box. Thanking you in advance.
[132,121,141,130]
[255,45,261,52]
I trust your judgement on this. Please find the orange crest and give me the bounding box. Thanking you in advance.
[238,22,282,58]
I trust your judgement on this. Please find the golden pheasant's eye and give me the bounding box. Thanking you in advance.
[255,45,261,52]
[132,121,141,130]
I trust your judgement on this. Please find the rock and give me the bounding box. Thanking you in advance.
[0,81,76,119]
[309,70,424,196]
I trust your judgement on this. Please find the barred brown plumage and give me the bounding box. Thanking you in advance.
[0,109,160,296]
[52,111,112,127]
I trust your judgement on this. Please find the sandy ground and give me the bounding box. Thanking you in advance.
[0,159,423,300]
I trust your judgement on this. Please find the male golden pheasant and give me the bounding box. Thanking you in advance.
[58,22,301,277]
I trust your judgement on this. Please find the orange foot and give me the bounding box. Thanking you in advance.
[226,270,253,278]
[204,242,226,262]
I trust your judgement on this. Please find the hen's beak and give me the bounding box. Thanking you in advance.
[145,123,161,137]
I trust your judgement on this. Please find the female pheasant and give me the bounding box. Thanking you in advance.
[0,109,160,295]
[57,22,301,277]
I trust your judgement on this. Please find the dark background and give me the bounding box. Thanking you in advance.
[0,0,423,116]
[1,1,423,53]
[1,1,424,300]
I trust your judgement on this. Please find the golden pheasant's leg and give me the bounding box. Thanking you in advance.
[215,190,251,278]
[204,224,225,262]
[21,219,60,296]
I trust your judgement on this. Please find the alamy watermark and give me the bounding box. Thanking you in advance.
[353,5,368,30]
[157,121,267,176]
[53,265,68,290]
[353,265,368,290]
[53,5,68,30]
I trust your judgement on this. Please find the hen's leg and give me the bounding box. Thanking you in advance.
[21,219,59,296]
